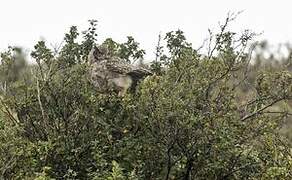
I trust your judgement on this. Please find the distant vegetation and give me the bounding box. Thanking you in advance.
[0,15,291,179]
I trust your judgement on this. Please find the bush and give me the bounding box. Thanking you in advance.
[0,16,291,179]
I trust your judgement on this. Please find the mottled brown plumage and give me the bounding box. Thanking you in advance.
[88,45,152,96]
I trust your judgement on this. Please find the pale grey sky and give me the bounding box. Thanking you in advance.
[1,0,292,59]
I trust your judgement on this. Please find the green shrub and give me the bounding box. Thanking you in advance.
[0,16,291,179]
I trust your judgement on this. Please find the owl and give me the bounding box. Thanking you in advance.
[88,45,152,96]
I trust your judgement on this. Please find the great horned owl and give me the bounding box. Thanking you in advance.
[88,45,152,96]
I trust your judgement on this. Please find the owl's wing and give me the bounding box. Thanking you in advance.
[105,58,133,74]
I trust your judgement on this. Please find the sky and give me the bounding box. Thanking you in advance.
[1,0,292,60]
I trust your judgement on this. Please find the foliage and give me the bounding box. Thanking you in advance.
[0,16,291,179]
[102,36,145,64]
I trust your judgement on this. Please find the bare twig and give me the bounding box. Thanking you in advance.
[207,11,244,59]
[0,96,19,125]
[241,97,285,121]
[36,78,46,122]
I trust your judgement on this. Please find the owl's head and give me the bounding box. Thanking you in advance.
[88,45,109,64]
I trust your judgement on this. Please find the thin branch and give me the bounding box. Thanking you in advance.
[0,97,19,125]
[241,97,285,121]
[37,78,46,123]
